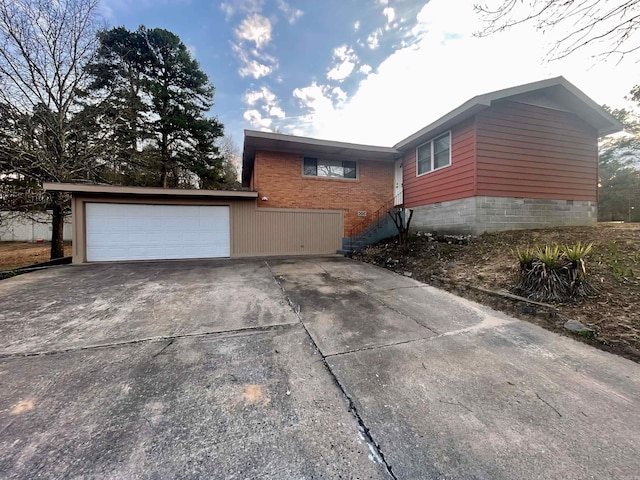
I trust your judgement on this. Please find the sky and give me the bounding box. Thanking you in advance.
[99,0,638,149]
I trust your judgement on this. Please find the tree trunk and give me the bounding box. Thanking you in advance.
[389,208,414,255]
[161,164,168,188]
[50,195,65,259]
[161,131,169,188]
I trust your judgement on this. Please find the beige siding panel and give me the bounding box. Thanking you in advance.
[233,207,343,256]
[71,194,342,263]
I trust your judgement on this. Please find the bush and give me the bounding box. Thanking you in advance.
[513,242,595,303]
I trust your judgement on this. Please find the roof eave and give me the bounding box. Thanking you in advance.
[43,183,258,198]
[241,129,400,187]
[393,76,624,150]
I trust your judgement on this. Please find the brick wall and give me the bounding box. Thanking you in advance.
[253,150,394,236]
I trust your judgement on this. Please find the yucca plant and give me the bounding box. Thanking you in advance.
[536,245,562,268]
[512,242,595,303]
[562,241,593,261]
[513,246,536,268]
[562,241,593,276]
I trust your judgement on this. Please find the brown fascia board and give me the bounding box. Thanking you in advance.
[393,76,624,151]
[43,182,258,198]
[241,130,399,187]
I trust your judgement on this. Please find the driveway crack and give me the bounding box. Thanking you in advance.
[152,338,175,358]
[0,324,297,360]
[265,260,397,480]
[439,399,473,413]
[535,392,563,418]
[324,336,436,358]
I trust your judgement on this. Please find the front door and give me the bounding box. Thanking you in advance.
[394,159,403,206]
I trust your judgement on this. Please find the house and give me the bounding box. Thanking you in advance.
[46,77,622,263]
[243,76,622,249]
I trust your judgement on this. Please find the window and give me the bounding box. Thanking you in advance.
[303,157,357,179]
[416,131,451,175]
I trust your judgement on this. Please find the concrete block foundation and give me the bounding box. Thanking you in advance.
[409,196,597,235]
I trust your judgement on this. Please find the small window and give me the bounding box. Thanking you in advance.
[416,131,451,176]
[303,157,357,179]
[303,157,317,176]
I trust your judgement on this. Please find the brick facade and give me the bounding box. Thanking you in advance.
[252,150,394,236]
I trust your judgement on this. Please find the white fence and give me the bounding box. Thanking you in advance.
[0,211,72,242]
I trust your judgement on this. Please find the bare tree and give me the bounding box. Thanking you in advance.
[217,134,242,184]
[389,208,414,255]
[0,0,102,258]
[475,0,640,62]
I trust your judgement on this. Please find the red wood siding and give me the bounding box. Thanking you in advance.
[403,118,476,207]
[475,101,598,201]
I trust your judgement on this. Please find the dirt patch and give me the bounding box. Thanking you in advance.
[353,223,640,363]
[0,242,73,271]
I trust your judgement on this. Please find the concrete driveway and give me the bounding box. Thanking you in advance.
[1,257,639,479]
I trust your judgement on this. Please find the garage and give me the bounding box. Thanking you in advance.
[42,183,345,263]
[85,203,230,261]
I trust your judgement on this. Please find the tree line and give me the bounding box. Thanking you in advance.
[599,102,640,223]
[0,0,239,258]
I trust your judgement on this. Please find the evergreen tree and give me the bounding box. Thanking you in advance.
[87,26,225,188]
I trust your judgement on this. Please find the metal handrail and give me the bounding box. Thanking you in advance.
[348,191,403,250]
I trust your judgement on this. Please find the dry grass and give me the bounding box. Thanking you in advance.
[354,223,640,362]
[0,242,73,271]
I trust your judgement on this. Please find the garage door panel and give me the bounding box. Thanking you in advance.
[86,203,230,261]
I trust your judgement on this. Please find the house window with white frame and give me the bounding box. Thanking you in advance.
[416,131,451,175]
[303,157,357,179]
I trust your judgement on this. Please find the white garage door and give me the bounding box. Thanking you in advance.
[85,203,230,261]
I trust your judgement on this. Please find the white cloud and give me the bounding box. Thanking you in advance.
[327,45,358,82]
[244,86,277,106]
[220,0,264,19]
[359,64,372,75]
[243,109,272,129]
[354,20,360,32]
[240,60,272,78]
[367,29,382,49]
[289,82,357,134]
[383,7,395,24]
[293,82,337,116]
[277,0,303,24]
[231,12,277,79]
[269,106,286,118]
[286,0,637,146]
[327,62,355,82]
[235,13,272,49]
[232,44,273,78]
[219,2,235,20]
[243,86,286,122]
[332,87,347,104]
[378,0,388,4]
